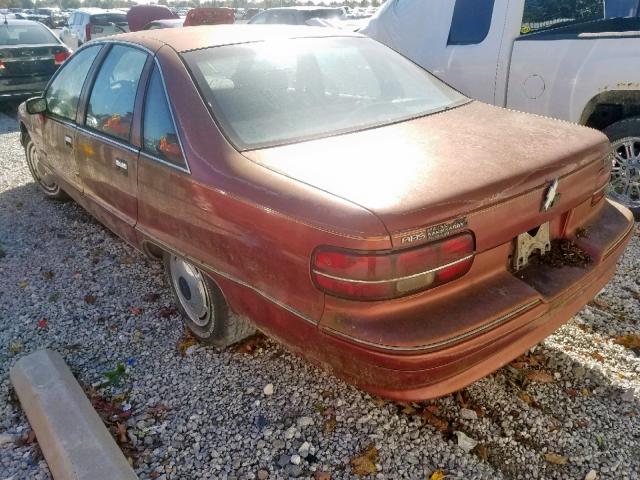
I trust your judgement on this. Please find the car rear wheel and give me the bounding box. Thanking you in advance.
[164,253,255,347]
[603,118,640,218]
[24,136,68,200]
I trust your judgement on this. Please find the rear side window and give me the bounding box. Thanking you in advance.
[0,24,58,45]
[142,66,185,168]
[45,45,101,122]
[85,45,147,142]
[90,14,127,25]
[448,0,495,45]
[521,0,604,34]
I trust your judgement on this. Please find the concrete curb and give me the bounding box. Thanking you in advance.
[10,349,137,480]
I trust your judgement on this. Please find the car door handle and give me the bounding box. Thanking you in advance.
[115,158,128,172]
[64,135,72,148]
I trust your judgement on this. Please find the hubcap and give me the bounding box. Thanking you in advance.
[609,137,640,209]
[169,256,212,327]
[27,143,58,193]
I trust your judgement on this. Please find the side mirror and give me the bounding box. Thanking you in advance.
[26,97,47,115]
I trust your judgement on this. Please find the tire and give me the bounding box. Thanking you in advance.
[603,118,640,219]
[24,136,68,200]
[164,253,255,347]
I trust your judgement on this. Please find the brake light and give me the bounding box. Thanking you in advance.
[0,60,4,71]
[54,50,70,65]
[312,233,475,301]
[85,23,91,41]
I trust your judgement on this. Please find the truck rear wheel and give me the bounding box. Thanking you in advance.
[603,118,640,218]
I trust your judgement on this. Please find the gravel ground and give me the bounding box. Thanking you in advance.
[0,108,639,480]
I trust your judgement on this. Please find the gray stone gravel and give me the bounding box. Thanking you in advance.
[0,109,639,480]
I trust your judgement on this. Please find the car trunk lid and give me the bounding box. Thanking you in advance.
[243,102,611,252]
[0,45,67,77]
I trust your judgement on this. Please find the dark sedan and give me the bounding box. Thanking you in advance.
[0,19,70,101]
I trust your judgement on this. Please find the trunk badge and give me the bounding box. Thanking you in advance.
[541,179,560,212]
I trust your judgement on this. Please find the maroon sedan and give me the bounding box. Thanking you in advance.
[19,26,634,400]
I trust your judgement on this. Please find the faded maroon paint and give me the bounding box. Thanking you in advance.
[18,26,635,400]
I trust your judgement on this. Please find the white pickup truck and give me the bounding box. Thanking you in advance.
[362,0,640,215]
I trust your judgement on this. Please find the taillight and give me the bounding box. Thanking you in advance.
[85,23,91,41]
[0,60,4,71]
[54,50,70,65]
[312,233,475,301]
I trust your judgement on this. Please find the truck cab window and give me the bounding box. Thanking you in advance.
[521,0,605,35]
[448,0,495,45]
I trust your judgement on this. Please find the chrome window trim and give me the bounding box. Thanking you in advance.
[75,125,139,154]
[139,150,190,174]
[312,254,475,285]
[139,57,190,175]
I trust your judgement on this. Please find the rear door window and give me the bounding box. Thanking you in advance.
[45,45,101,122]
[142,65,185,168]
[85,45,147,142]
[448,0,495,45]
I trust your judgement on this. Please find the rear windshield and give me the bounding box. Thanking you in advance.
[0,24,57,45]
[90,14,127,25]
[304,9,343,20]
[184,37,466,150]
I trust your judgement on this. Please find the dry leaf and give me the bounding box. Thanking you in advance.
[315,472,331,480]
[351,445,378,476]
[10,342,22,354]
[614,334,640,350]
[37,318,48,329]
[84,294,97,305]
[518,392,534,405]
[42,270,54,280]
[425,404,440,414]
[591,352,605,363]
[474,444,490,461]
[422,409,449,433]
[323,417,337,434]
[234,333,268,354]
[401,405,417,415]
[429,470,446,480]
[128,306,143,315]
[592,298,609,309]
[142,293,161,303]
[544,453,568,465]
[116,423,128,444]
[526,371,554,383]
[18,280,28,289]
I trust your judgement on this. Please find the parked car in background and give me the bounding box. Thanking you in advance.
[243,8,262,20]
[184,7,234,26]
[248,7,343,25]
[142,18,184,30]
[127,5,179,32]
[59,8,129,50]
[363,0,640,216]
[0,19,70,101]
[34,7,65,28]
[18,26,633,400]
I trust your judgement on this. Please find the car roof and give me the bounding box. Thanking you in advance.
[265,6,342,11]
[113,25,362,53]
[1,18,49,26]
[76,8,125,14]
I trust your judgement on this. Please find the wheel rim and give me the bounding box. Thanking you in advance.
[169,256,212,327]
[609,137,640,209]
[26,141,59,194]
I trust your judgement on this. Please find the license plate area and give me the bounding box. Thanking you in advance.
[512,223,551,271]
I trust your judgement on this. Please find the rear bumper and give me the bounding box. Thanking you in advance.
[317,199,634,400]
[0,75,51,99]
